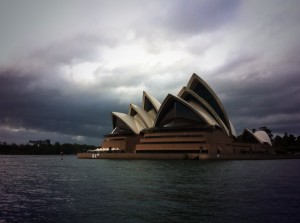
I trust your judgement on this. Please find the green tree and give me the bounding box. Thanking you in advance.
[288,134,296,146]
[273,135,282,147]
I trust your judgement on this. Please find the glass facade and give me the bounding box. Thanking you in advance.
[157,100,206,127]
[192,82,228,128]
[113,118,133,134]
[144,96,154,112]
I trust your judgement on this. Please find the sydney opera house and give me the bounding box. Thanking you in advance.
[99,73,272,157]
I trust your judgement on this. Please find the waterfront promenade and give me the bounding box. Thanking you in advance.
[77,152,300,160]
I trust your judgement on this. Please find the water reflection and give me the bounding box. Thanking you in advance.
[0,156,300,222]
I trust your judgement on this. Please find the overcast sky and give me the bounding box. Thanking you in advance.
[1,0,300,145]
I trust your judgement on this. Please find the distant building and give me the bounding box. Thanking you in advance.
[101,73,272,155]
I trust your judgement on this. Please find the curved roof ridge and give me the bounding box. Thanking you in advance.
[188,100,220,127]
[229,120,237,138]
[254,131,272,146]
[244,128,256,136]
[186,73,232,135]
[242,129,261,143]
[142,91,161,113]
[112,112,144,134]
[155,94,212,127]
[178,86,230,136]
[129,104,155,128]
[243,129,266,145]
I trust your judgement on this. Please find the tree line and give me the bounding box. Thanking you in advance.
[0,142,96,155]
[272,133,300,153]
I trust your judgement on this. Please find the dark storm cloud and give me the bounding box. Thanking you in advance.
[0,64,122,144]
[1,0,300,145]
[208,51,300,135]
[0,30,162,144]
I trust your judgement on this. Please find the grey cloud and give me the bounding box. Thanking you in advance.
[0,30,155,145]
[1,0,300,145]
[159,0,239,35]
[215,65,300,135]
[19,34,118,69]
[0,67,122,145]
[213,52,257,75]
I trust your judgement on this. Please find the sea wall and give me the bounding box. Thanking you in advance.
[77,153,300,160]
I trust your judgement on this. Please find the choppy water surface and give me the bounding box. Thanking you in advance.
[0,156,300,223]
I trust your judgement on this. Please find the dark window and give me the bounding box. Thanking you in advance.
[114,119,133,134]
[144,96,154,112]
[242,132,259,144]
[192,82,227,127]
[184,94,215,119]
[157,101,206,127]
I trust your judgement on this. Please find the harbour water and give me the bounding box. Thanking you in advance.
[0,155,300,223]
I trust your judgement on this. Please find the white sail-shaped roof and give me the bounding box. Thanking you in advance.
[112,112,144,134]
[110,92,161,135]
[107,73,249,142]
[254,131,272,146]
[186,73,232,136]
[129,104,155,128]
[188,100,221,127]
[155,94,214,127]
[229,121,237,138]
[242,129,272,146]
[178,86,230,135]
[142,91,161,113]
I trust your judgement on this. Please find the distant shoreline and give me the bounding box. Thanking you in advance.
[0,143,96,155]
